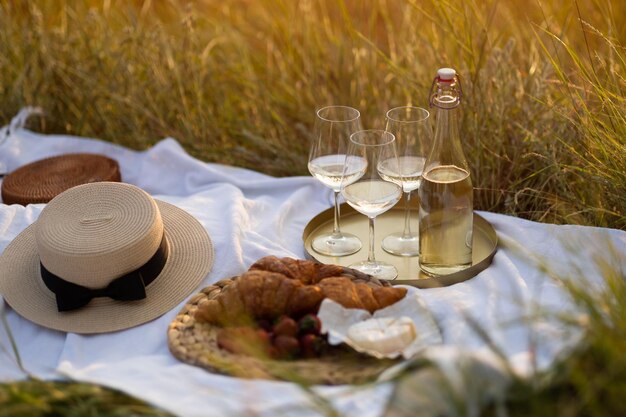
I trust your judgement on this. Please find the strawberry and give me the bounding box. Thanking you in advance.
[272,316,298,337]
[299,334,325,358]
[273,335,300,359]
[298,313,321,336]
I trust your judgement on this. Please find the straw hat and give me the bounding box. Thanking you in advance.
[0,182,214,333]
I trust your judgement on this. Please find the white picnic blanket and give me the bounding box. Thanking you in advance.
[0,112,624,416]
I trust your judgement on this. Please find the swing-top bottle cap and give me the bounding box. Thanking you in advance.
[430,68,461,108]
[437,68,456,81]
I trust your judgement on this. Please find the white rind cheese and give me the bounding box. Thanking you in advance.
[347,317,417,356]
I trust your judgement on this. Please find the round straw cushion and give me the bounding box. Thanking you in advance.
[1,153,121,205]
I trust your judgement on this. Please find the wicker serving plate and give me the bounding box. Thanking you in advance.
[1,153,121,205]
[168,276,399,385]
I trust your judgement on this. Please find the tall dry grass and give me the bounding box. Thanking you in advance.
[0,0,624,228]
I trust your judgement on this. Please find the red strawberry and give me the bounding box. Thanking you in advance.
[299,334,327,358]
[273,335,300,359]
[272,316,298,337]
[298,314,321,336]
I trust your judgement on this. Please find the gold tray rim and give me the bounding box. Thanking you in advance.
[302,203,498,288]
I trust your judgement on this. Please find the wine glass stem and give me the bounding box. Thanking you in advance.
[368,216,376,263]
[402,190,412,239]
[332,191,342,238]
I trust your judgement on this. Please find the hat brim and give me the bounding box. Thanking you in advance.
[0,201,214,334]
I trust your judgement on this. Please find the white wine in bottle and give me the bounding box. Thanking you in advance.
[419,68,473,276]
[419,165,473,275]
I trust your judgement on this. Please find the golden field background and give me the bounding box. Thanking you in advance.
[0,0,624,228]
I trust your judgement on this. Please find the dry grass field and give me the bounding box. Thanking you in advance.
[0,0,624,227]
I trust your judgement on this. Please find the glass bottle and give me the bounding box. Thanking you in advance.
[418,68,473,276]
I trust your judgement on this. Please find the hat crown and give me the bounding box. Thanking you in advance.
[35,182,164,289]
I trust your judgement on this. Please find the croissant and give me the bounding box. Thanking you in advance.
[317,277,407,313]
[196,257,408,327]
[195,270,324,326]
[249,256,344,284]
[250,256,381,285]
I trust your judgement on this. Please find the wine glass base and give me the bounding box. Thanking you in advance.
[349,260,398,280]
[312,232,362,257]
[382,233,419,257]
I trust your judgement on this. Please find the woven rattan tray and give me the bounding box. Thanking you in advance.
[1,153,121,205]
[168,277,399,385]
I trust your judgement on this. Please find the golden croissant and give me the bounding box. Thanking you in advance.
[195,257,407,326]
[317,277,407,313]
[249,255,392,285]
[195,270,324,326]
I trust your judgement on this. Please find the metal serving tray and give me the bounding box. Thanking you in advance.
[303,202,498,288]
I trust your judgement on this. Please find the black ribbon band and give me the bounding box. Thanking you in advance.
[41,235,169,312]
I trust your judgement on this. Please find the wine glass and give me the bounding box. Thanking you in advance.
[378,107,432,256]
[307,106,363,256]
[341,130,403,280]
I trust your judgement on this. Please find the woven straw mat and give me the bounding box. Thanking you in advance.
[1,153,121,205]
[168,277,399,385]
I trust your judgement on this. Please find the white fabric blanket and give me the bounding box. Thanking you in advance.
[0,116,624,417]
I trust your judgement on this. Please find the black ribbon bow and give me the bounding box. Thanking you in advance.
[41,236,168,312]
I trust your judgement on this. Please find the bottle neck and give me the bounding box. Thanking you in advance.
[431,79,461,109]
[425,103,470,174]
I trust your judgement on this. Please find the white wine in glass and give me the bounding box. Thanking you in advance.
[341,130,402,280]
[308,106,364,256]
[378,107,432,257]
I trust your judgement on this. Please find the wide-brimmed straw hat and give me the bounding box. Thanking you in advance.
[0,182,214,333]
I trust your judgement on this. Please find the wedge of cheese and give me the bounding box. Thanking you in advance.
[347,316,416,356]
